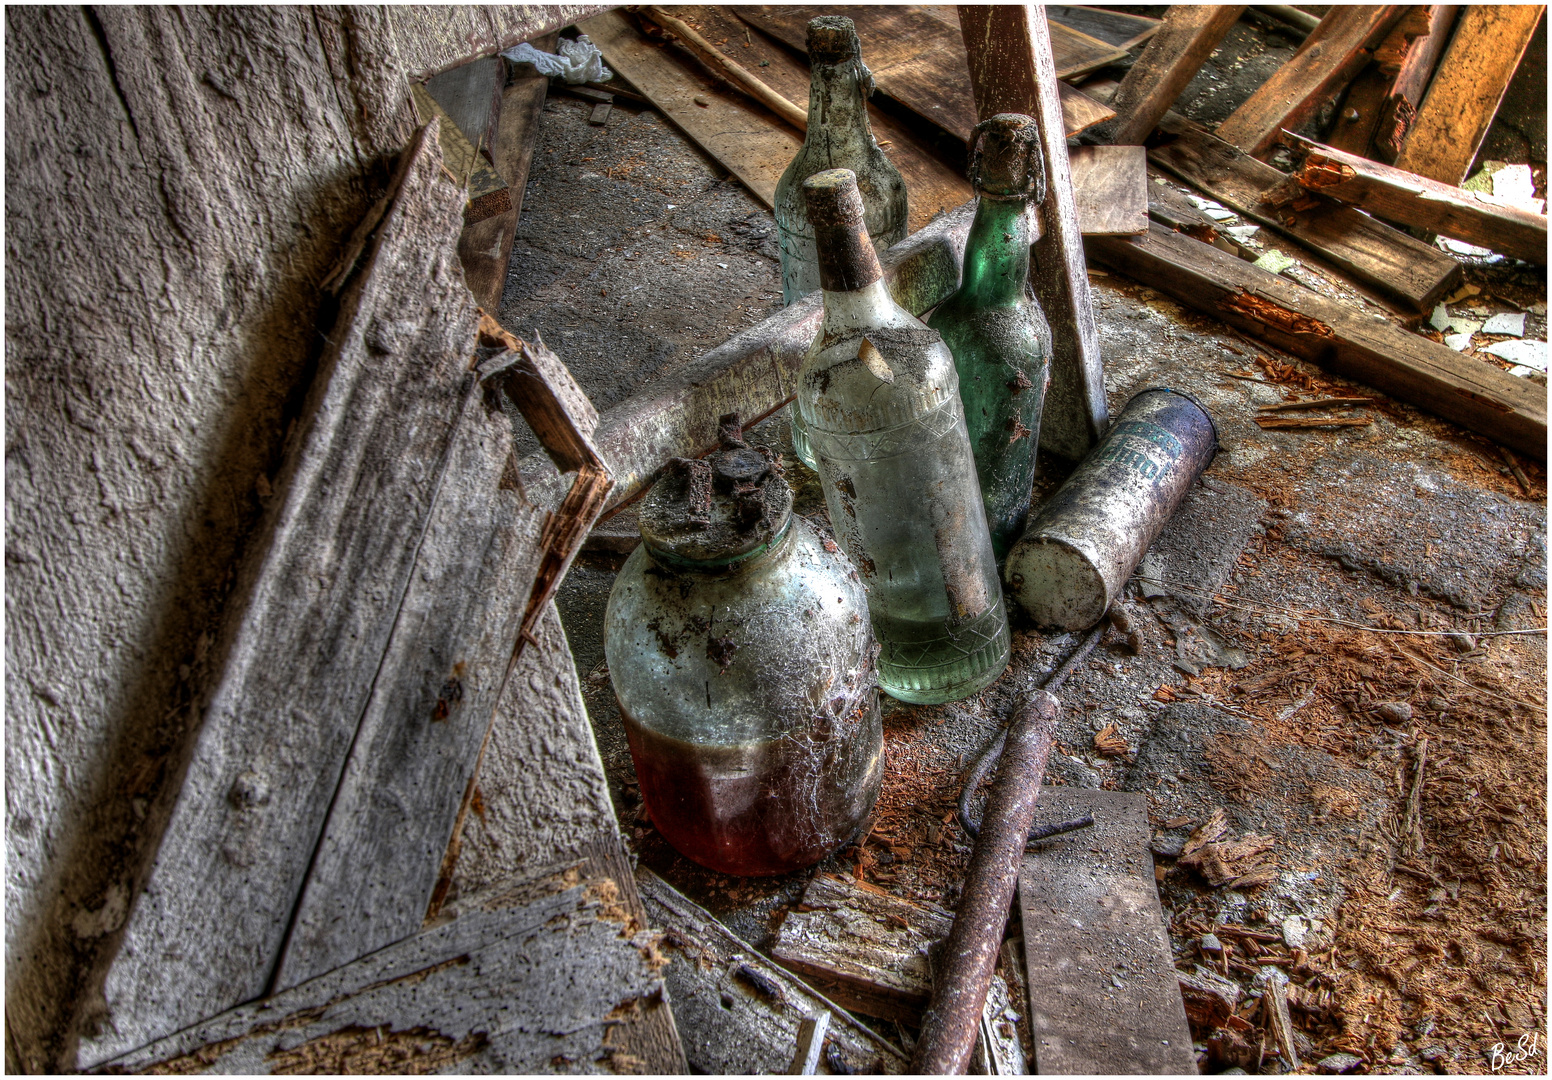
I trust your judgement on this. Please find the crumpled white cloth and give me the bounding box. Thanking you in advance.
[502,34,612,84]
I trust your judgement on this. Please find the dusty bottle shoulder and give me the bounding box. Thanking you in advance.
[930,299,1052,362]
[801,323,961,434]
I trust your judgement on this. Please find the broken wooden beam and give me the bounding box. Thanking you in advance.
[1375,4,1460,162]
[1086,221,1547,460]
[105,856,682,1074]
[1324,6,1457,162]
[960,3,1109,460]
[638,868,910,1074]
[1393,4,1546,185]
[1094,5,1247,148]
[1147,109,1462,311]
[1288,134,1548,264]
[1213,5,1407,158]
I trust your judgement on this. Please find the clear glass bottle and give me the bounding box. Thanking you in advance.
[774,15,909,470]
[928,114,1053,559]
[797,170,1010,705]
[604,418,882,877]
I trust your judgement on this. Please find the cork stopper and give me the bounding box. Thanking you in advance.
[807,15,860,64]
[969,114,1045,202]
[802,169,884,293]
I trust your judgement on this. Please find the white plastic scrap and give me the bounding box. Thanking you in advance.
[1482,312,1528,336]
[1443,332,1475,352]
[1478,339,1549,371]
[502,34,612,84]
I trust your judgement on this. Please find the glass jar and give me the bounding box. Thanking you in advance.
[797,170,1011,705]
[604,419,882,876]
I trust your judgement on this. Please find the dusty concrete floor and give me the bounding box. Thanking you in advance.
[502,20,1547,1076]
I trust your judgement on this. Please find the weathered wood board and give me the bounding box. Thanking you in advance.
[638,869,910,1075]
[1045,5,1162,51]
[1067,145,1149,235]
[1096,5,1246,147]
[1017,790,1196,1074]
[104,860,675,1074]
[737,5,1116,141]
[1393,4,1545,185]
[1086,222,1547,460]
[1289,134,1547,265]
[1148,109,1461,311]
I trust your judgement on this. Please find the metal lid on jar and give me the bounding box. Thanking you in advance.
[969,114,1045,202]
[639,414,794,568]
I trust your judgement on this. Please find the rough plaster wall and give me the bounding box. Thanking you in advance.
[451,602,617,901]
[2,5,584,1069]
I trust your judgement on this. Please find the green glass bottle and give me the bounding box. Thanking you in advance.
[927,114,1052,559]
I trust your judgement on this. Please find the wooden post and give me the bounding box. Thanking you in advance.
[959,5,1108,461]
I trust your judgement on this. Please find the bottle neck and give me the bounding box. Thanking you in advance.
[805,59,876,160]
[959,195,1033,304]
[820,278,899,333]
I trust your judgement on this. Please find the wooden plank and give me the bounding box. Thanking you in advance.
[1046,5,1163,51]
[1086,221,1547,460]
[515,197,979,517]
[1067,145,1150,235]
[960,4,1109,460]
[104,858,677,1074]
[737,6,1116,142]
[271,324,612,991]
[1214,5,1407,158]
[1017,790,1196,1075]
[73,123,496,1069]
[638,869,911,1075]
[1148,110,1461,311]
[458,39,554,309]
[1394,5,1545,185]
[1098,5,1246,147]
[1289,134,1548,264]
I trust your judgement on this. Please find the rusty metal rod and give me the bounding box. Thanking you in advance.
[910,689,1059,1074]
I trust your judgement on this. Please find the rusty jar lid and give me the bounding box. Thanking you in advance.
[639,415,794,568]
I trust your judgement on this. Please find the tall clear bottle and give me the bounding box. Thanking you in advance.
[774,15,908,469]
[928,114,1052,559]
[798,169,1010,705]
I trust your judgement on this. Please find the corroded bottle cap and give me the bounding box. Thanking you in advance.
[807,15,860,64]
[969,113,1046,202]
[639,414,793,567]
[802,169,884,293]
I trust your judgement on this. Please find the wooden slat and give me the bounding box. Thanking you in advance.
[638,869,911,1075]
[76,123,501,1067]
[960,4,1109,460]
[737,6,1116,142]
[1100,5,1246,147]
[1148,110,1461,311]
[1289,134,1547,264]
[1046,5,1163,51]
[1067,145,1149,235]
[1086,222,1547,460]
[105,858,678,1074]
[1214,5,1407,158]
[1017,790,1196,1075]
[1393,5,1545,185]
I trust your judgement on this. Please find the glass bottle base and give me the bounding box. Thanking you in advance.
[875,601,1011,705]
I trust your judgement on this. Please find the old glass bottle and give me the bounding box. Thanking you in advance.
[797,169,1010,705]
[774,15,908,470]
[604,417,882,877]
[928,114,1052,560]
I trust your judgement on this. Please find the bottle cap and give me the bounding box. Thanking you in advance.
[807,15,860,64]
[969,114,1045,202]
[802,170,884,293]
[639,414,793,568]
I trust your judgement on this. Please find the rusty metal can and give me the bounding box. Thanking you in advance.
[1004,388,1218,630]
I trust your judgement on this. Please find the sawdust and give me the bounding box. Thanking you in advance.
[263,1026,486,1074]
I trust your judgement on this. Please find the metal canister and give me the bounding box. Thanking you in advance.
[1004,388,1218,630]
